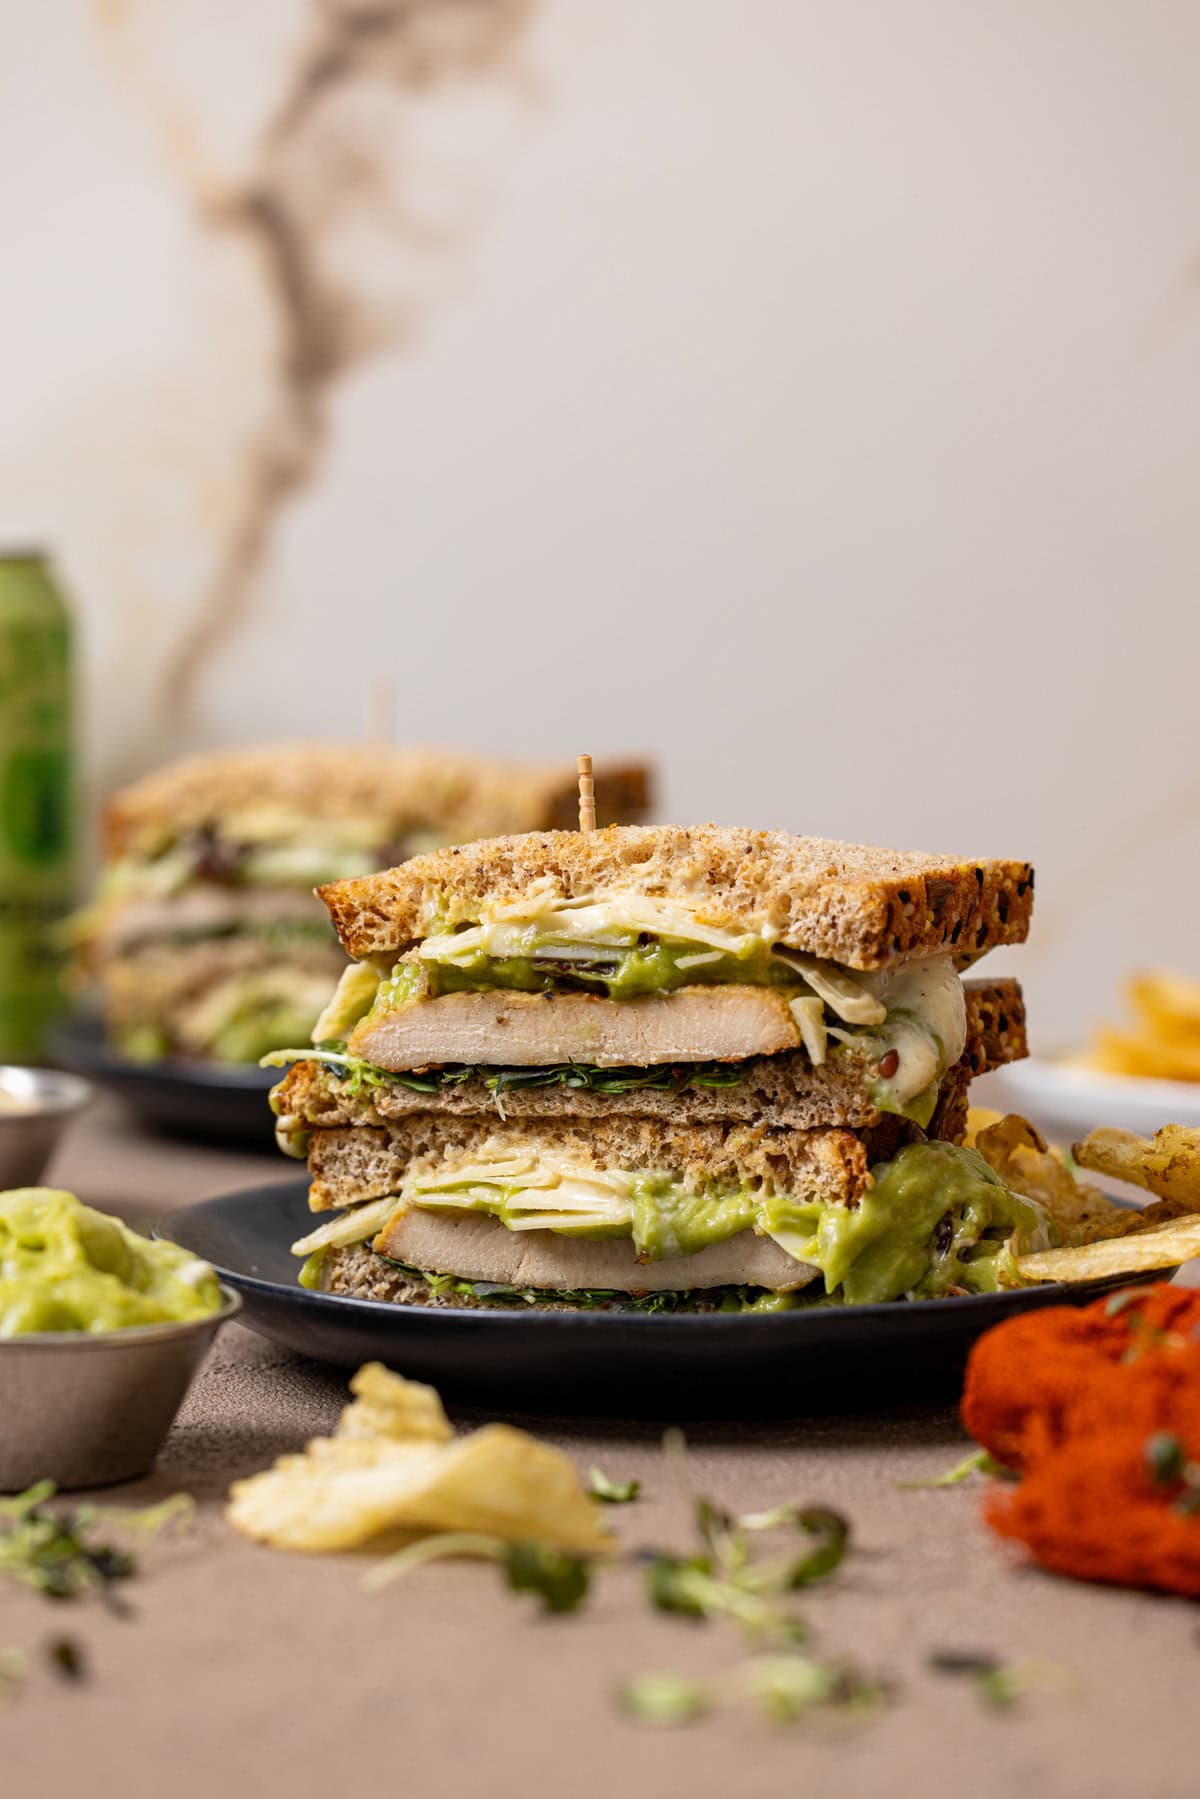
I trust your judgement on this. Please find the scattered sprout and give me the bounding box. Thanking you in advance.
[899,1448,1011,1490]
[929,1650,1079,1710]
[364,1530,593,1614]
[739,1653,887,1724]
[619,1671,712,1726]
[1146,1433,1186,1486]
[504,1543,591,1614]
[0,1484,192,1608]
[588,1468,641,1505]
[47,1637,88,1683]
[0,1648,27,1702]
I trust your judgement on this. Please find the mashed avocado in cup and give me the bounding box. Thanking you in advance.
[0,1187,223,1335]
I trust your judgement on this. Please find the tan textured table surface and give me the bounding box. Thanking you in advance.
[3,1098,1197,1799]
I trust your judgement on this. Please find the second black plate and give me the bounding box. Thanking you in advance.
[157,1179,1164,1416]
[51,1012,277,1148]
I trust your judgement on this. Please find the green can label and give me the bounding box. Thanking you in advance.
[0,555,74,1060]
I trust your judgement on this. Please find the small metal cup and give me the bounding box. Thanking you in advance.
[0,1064,93,1189]
[0,1287,241,1491]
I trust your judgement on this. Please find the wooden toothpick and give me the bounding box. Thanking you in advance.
[577,753,596,832]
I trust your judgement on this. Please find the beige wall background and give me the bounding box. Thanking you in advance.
[2,0,1198,1043]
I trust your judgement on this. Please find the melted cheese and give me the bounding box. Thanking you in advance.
[418,891,771,966]
[830,957,967,1110]
[407,1145,638,1237]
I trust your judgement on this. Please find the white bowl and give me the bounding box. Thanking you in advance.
[982,1056,1200,1146]
[0,1064,92,1188]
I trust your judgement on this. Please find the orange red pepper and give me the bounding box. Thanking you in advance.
[961,1284,1200,1597]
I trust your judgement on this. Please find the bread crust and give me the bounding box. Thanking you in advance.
[104,745,651,859]
[320,826,1033,969]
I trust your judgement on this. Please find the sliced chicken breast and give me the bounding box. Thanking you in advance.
[349,986,803,1071]
[374,1206,818,1292]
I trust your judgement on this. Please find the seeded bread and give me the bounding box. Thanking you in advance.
[304,1112,886,1216]
[274,977,1024,1135]
[104,745,651,860]
[320,826,1033,970]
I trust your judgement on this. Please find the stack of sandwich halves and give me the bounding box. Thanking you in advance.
[272,826,1041,1311]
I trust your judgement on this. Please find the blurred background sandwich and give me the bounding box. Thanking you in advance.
[72,745,650,1064]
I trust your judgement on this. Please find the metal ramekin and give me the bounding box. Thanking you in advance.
[0,1064,93,1188]
[0,1286,241,1491]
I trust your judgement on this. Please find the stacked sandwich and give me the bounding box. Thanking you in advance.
[74,745,649,1064]
[274,827,1040,1310]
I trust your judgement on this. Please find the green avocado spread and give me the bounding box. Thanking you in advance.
[375,935,798,1010]
[0,1188,223,1335]
[398,1140,1049,1307]
[762,1141,1048,1302]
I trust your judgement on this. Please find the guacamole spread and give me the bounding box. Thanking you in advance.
[390,1139,1049,1306]
[0,1188,223,1335]
[378,938,799,1009]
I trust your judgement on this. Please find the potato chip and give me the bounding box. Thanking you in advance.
[963,1107,1003,1147]
[971,1114,1126,1246]
[1088,1031,1200,1083]
[1129,969,1200,1037]
[226,1364,610,1556]
[1073,1125,1200,1211]
[336,1363,452,1445]
[1016,1214,1200,1284]
[1080,969,1200,1082]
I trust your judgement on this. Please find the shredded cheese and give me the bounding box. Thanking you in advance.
[789,996,829,1067]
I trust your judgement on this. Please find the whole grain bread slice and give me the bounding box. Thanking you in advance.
[274,976,1025,1137]
[319,826,1033,969]
[305,1112,879,1215]
[105,745,651,861]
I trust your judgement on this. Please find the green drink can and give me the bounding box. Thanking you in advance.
[0,552,75,1060]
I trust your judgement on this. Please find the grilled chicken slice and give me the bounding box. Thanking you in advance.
[349,986,803,1071]
[373,1206,817,1292]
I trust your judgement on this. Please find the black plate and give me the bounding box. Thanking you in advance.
[157,1179,1166,1417]
[50,1012,276,1148]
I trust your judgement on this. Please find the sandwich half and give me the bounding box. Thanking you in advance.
[73,744,650,1063]
[272,825,1043,1310]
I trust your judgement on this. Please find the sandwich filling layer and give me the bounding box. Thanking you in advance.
[266,977,1024,1139]
[318,895,967,1123]
[292,1138,1048,1306]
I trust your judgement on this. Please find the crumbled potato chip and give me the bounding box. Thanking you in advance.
[1073,1125,1200,1211]
[1016,1214,1200,1284]
[972,1114,1126,1246]
[226,1364,609,1556]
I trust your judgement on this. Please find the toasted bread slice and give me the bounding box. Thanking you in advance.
[105,745,651,860]
[320,826,1033,969]
[278,977,1024,1136]
[304,1112,877,1215]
